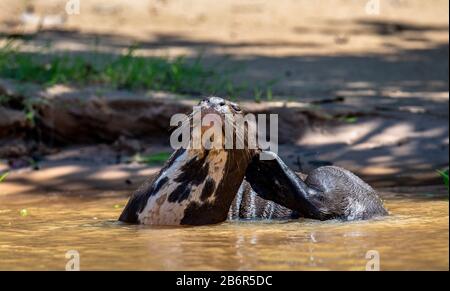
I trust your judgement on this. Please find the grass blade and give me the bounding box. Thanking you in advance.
[437,169,449,190]
[0,172,9,182]
[133,152,172,165]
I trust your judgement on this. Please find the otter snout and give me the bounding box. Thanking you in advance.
[200,96,226,109]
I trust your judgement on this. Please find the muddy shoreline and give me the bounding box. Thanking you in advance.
[0,0,448,192]
[1,77,448,191]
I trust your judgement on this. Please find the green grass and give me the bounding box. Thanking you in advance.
[0,172,8,182]
[0,42,274,100]
[338,115,359,123]
[0,43,214,94]
[132,152,172,165]
[438,169,449,190]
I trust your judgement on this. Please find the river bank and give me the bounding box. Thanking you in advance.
[0,0,448,191]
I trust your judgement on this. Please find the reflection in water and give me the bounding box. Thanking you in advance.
[0,189,448,270]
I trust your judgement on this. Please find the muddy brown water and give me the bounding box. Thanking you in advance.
[0,188,448,270]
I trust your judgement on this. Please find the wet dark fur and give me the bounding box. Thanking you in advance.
[242,152,388,221]
[181,149,252,225]
[228,181,299,220]
[118,148,186,223]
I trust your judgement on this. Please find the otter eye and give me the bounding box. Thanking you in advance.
[219,101,226,106]
[230,103,241,112]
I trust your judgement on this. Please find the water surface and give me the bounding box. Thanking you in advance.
[0,188,448,270]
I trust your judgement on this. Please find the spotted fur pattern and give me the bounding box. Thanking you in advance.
[119,96,254,225]
[137,149,227,224]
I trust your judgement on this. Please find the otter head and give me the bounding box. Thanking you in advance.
[174,97,256,225]
[199,96,242,115]
[191,97,248,152]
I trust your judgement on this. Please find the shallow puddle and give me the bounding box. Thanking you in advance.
[0,188,448,270]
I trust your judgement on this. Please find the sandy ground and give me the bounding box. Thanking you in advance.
[1,0,448,54]
[0,0,448,194]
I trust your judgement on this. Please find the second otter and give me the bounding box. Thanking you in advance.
[230,151,388,221]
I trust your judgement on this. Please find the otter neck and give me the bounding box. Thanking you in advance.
[180,148,253,225]
[137,148,252,225]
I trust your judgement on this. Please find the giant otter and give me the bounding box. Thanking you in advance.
[230,151,388,221]
[119,97,387,225]
[119,97,255,225]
